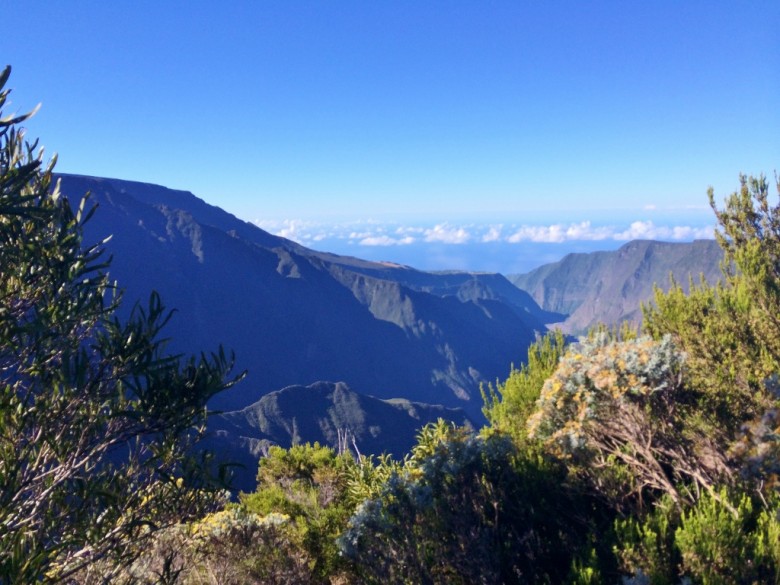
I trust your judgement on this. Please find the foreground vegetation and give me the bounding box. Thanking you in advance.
[2,67,778,583]
[112,182,780,585]
[0,68,242,582]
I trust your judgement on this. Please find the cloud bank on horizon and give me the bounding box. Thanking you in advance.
[255,218,715,247]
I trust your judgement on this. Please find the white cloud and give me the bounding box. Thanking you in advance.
[613,220,714,241]
[564,221,612,241]
[672,225,714,239]
[395,226,425,235]
[507,225,562,243]
[348,231,375,239]
[253,218,316,243]
[505,220,714,244]
[506,221,611,243]
[481,225,503,242]
[359,235,416,246]
[424,223,472,244]
[254,217,715,248]
[613,220,658,240]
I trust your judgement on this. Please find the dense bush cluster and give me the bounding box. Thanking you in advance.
[2,66,778,583]
[340,423,588,584]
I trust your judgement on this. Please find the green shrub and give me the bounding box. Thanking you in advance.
[675,489,779,585]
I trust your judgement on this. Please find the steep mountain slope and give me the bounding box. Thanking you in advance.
[58,173,541,419]
[208,381,474,491]
[311,253,564,329]
[509,239,724,334]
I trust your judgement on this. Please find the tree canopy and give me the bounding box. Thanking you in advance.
[0,66,241,582]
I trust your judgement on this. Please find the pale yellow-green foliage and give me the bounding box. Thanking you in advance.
[527,334,683,455]
[189,507,290,539]
[525,333,734,510]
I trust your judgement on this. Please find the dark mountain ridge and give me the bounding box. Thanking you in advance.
[57,173,542,420]
[208,380,474,492]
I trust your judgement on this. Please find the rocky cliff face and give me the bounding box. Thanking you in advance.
[509,239,724,334]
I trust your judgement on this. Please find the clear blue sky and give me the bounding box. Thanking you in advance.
[4,1,778,225]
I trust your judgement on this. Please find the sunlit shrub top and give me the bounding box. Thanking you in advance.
[528,334,684,454]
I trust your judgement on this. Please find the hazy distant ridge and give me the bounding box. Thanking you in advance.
[509,239,723,334]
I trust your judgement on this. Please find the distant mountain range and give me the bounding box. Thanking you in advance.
[509,239,724,334]
[56,173,727,488]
